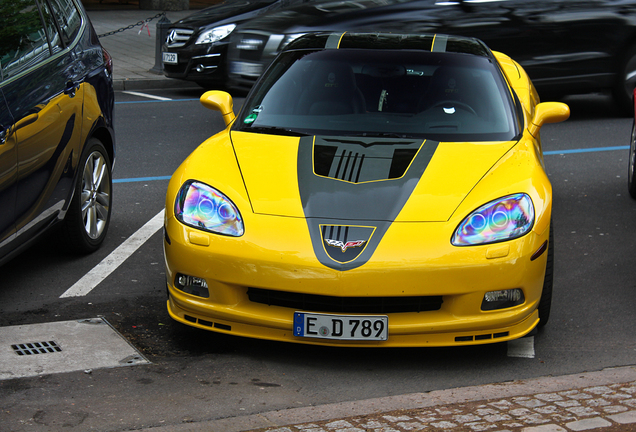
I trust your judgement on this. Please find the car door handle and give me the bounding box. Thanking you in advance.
[64,81,81,97]
[14,113,39,130]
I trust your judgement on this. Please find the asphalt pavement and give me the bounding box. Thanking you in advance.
[82,8,636,432]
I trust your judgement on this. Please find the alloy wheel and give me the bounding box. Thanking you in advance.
[80,150,111,239]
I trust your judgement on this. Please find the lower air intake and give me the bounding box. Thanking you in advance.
[248,288,443,314]
[455,332,509,343]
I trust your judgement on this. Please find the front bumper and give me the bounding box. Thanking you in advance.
[164,212,548,347]
[162,43,228,84]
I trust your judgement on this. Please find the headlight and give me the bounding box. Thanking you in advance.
[175,181,244,236]
[195,24,236,45]
[451,193,534,246]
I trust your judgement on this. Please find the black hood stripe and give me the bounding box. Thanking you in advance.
[298,136,439,271]
[326,32,346,49]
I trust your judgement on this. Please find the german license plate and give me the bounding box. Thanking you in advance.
[293,312,388,341]
[162,52,178,65]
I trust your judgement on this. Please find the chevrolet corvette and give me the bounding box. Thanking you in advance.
[164,32,570,347]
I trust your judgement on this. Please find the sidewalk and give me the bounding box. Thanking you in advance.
[88,8,198,90]
[85,8,636,432]
[134,366,636,432]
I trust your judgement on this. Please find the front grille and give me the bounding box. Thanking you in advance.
[248,288,443,314]
[166,28,194,48]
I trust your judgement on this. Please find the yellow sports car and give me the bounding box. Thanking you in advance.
[164,33,569,347]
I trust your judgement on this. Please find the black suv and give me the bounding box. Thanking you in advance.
[0,0,115,265]
[161,0,312,89]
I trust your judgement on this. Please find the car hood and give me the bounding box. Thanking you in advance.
[174,0,281,28]
[230,131,517,222]
[236,0,432,34]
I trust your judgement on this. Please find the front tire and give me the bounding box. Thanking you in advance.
[537,224,554,328]
[63,138,112,253]
[628,121,636,199]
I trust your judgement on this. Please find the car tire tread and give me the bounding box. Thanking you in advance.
[537,223,554,328]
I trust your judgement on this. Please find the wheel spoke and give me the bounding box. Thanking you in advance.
[93,156,106,189]
[80,191,92,213]
[84,205,97,238]
[96,191,110,208]
[84,156,95,190]
[95,197,109,221]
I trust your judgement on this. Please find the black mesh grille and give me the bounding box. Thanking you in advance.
[248,288,443,314]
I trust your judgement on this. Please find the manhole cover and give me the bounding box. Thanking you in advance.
[0,318,149,380]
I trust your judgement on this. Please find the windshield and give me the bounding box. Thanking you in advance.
[234,48,520,141]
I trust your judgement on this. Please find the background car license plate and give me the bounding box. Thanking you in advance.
[163,52,177,65]
[294,312,388,341]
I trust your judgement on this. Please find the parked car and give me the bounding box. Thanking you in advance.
[0,0,115,265]
[629,88,636,198]
[228,0,636,113]
[164,32,569,347]
[161,0,316,88]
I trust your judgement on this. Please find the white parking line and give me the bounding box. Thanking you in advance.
[122,91,172,101]
[507,336,535,358]
[60,210,165,298]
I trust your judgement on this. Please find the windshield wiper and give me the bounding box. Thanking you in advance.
[348,132,416,139]
[244,126,308,137]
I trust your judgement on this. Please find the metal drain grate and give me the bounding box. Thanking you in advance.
[12,341,62,356]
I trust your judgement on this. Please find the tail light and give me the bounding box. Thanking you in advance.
[102,48,113,76]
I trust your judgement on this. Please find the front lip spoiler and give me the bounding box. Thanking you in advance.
[166,292,541,348]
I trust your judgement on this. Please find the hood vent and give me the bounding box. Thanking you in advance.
[313,138,422,183]
[315,144,419,182]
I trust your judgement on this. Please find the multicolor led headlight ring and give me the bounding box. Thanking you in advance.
[451,193,534,246]
[175,181,244,236]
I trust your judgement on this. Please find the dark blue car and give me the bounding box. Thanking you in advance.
[0,0,115,265]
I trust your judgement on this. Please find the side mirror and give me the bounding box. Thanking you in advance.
[528,102,570,137]
[200,90,236,127]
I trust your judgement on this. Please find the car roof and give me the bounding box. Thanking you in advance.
[283,32,492,59]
